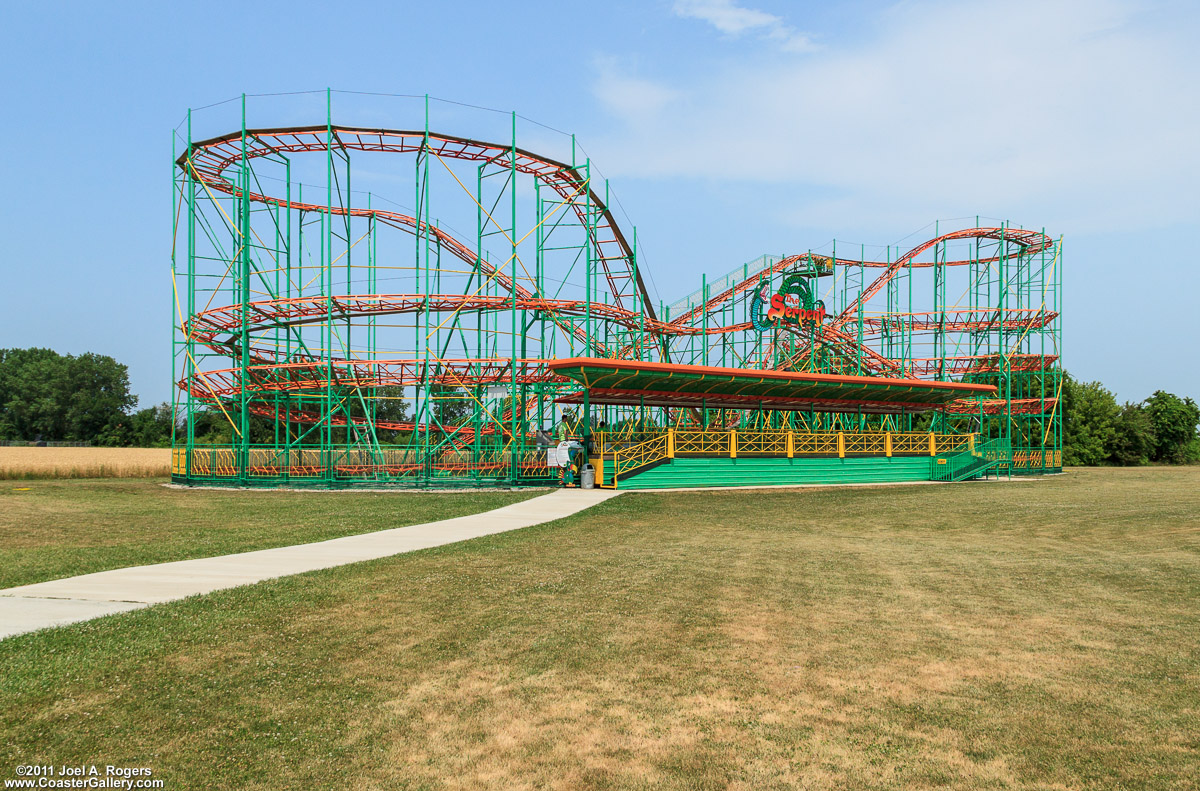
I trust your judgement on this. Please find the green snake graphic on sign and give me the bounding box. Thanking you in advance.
[749,273,827,332]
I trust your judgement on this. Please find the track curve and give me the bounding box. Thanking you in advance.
[176,121,1058,451]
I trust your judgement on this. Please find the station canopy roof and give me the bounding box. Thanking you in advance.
[550,358,996,415]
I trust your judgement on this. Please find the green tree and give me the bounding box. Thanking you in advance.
[67,352,139,444]
[369,386,411,444]
[183,406,277,446]
[1109,403,1154,466]
[126,403,176,447]
[0,347,74,439]
[0,348,136,443]
[1061,374,1119,466]
[1144,391,1200,464]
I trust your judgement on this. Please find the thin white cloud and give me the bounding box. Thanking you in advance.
[592,55,681,121]
[673,0,816,52]
[594,0,1200,233]
[673,0,779,34]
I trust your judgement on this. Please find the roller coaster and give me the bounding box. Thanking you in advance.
[171,92,1062,487]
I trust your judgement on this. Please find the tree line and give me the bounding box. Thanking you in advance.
[0,348,169,446]
[0,348,455,448]
[1061,375,1199,465]
[1,347,1197,464]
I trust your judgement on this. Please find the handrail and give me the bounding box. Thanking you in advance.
[598,429,975,459]
[608,433,670,487]
[591,429,995,488]
[931,437,1012,481]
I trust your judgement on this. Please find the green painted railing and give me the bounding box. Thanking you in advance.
[931,438,1012,482]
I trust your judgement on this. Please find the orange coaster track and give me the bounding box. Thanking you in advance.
[175,117,1060,458]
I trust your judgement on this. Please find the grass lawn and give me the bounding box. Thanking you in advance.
[2,467,1198,789]
[0,480,539,589]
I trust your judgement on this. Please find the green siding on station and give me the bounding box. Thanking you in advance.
[611,456,935,490]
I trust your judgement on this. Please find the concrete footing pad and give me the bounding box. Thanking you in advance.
[0,488,619,640]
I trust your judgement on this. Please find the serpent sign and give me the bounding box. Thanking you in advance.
[749,273,827,332]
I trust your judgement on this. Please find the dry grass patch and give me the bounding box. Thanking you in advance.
[0,447,170,479]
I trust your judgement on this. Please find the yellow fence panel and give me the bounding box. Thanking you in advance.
[674,430,730,456]
[843,433,887,455]
[736,431,789,455]
[793,433,839,455]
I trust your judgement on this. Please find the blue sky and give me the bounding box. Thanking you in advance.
[1,0,1197,406]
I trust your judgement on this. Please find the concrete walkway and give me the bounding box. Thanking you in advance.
[0,488,619,640]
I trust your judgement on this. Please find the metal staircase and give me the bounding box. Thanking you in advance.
[596,433,670,488]
[931,438,1012,482]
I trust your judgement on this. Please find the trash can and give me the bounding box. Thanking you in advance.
[580,464,596,490]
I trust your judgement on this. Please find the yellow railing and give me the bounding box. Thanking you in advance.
[178,444,555,480]
[599,429,977,464]
[607,432,670,487]
[794,432,839,455]
[843,433,887,455]
[935,434,973,453]
[674,430,731,455]
[1013,449,1061,469]
[890,432,930,455]
[735,431,789,455]
[595,432,661,458]
[187,447,237,477]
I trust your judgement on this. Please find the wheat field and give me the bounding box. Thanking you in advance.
[0,447,171,479]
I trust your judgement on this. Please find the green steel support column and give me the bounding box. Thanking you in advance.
[884,246,893,363]
[806,249,815,373]
[510,111,519,485]
[935,221,946,381]
[170,129,179,472]
[635,225,643,361]
[585,160,593,352]
[271,145,282,457]
[323,88,335,483]
[584,158,594,440]
[535,181,543,438]
[1000,222,1011,478]
[421,95,432,484]
[238,94,250,485]
[473,162,483,482]
[742,261,749,373]
[185,109,196,480]
[903,243,912,377]
[1058,237,1064,465]
[1038,227,1047,473]
[344,120,354,460]
[857,244,864,377]
[368,194,377,470]
[295,184,305,470]
[284,164,293,479]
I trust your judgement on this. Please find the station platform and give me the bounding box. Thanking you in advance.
[591,429,1015,490]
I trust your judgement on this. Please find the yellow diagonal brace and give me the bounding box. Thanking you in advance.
[172,269,242,437]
